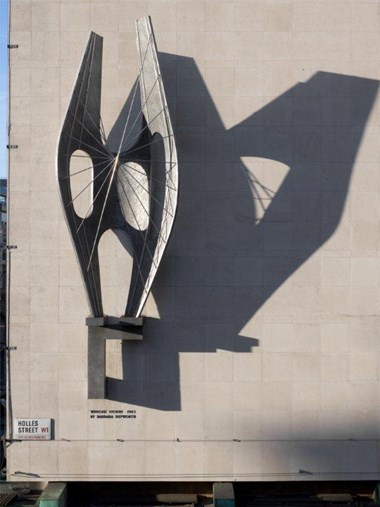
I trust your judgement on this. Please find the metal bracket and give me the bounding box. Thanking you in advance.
[6,245,17,251]
[87,316,144,399]
[6,145,18,150]
[4,346,17,351]
[85,315,143,334]
[7,44,18,49]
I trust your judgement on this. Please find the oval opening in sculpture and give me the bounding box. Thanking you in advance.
[69,149,94,219]
[117,161,150,231]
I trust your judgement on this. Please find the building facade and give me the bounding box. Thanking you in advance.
[7,0,380,481]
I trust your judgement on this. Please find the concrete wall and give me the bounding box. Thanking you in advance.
[7,0,380,481]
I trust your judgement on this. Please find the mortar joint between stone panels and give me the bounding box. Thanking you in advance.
[58,28,62,429]
[349,1,352,65]
[291,7,294,84]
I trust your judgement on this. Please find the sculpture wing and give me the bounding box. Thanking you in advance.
[56,32,106,317]
[124,17,178,317]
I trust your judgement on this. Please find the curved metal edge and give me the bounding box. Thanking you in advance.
[130,16,179,317]
[56,31,104,318]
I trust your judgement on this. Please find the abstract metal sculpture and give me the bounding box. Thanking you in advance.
[57,16,178,321]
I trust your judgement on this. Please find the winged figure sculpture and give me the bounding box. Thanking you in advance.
[57,17,178,319]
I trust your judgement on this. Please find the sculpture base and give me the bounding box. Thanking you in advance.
[86,315,143,329]
[87,316,143,399]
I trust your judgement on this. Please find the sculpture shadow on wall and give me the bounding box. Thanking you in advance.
[107,53,379,410]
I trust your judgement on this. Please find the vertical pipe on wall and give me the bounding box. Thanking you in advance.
[3,0,11,459]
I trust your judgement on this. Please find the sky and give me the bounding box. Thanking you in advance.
[0,0,7,180]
